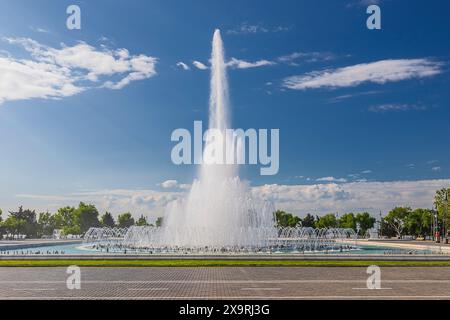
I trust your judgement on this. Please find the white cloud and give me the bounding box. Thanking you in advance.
[316,177,347,183]
[361,170,372,174]
[192,60,208,70]
[0,37,158,104]
[0,56,84,104]
[226,23,291,35]
[278,52,336,64]
[160,180,179,189]
[369,104,427,113]
[227,58,275,69]
[283,59,443,90]
[432,167,442,172]
[16,189,183,219]
[29,26,50,34]
[176,61,190,71]
[14,179,450,217]
[253,179,450,215]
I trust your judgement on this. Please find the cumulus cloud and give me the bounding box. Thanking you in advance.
[17,189,183,219]
[252,179,450,216]
[227,58,275,69]
[15,179,450,218]
[160,180,179,189]
[176,61,190,71]
[0,37,157,104]
[283,59,443,90]
[192,60,208,70]
[0,56,84,105]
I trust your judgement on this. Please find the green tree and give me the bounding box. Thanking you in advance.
[118,212,135,228]
[406,208,432,237]
[155,217,163,227]
[355,212,376,236]
[8,206,38,238]
[338,213,357,231]
[136,215,149,226]
[384,207,411,238]
[315,214,338,229]
[54,206,76,229]
[101,212,116,228]
[2,216,26,238]
[73,202,100,234]
[275,210,301,228]
[301,214,316,228]
[37,211,56,237]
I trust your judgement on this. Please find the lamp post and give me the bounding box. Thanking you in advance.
[445,192,448,244]
[431,208,435,241]
[435,206,440,244]
[379,211,382,239]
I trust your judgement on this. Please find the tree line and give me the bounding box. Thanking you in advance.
[275,210,375,236]
[275,188,450,239]
[0,202,163,239]
[0,188,448,239]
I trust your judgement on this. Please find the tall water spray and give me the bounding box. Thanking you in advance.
[83,30,359,253]
[160,29,276,248]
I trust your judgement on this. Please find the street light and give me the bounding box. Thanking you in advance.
[434,205,440,244]
[445,192,449,244]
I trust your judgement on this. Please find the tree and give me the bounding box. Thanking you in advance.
[384,207,411,238]
[315,214,338,229]
[37,211,56,237]
[406,208,432,237]
[155,217,163,227]
[8,206,38,238]
[338,213,357,231]
[2,216,26,239]
[101,212,116,228]
[74,202,100,234]
[54,206,76,229]
[136,215,149,226]
[355,212,376,236]
[118,212,135,228]
[275,210,301,228]
[301,214,316,228]
[434,188,450,231]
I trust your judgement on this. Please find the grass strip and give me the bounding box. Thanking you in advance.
[1,259,450,267]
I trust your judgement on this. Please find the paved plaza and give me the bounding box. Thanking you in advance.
[1,266,450,299]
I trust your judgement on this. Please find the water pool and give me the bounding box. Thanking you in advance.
[0,242,434,256]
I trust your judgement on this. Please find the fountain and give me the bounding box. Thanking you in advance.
[83,30,358,254]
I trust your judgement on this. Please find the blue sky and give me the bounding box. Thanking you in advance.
[0,0,449,218]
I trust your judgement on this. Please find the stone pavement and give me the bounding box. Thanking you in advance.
[0,266,450,299]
